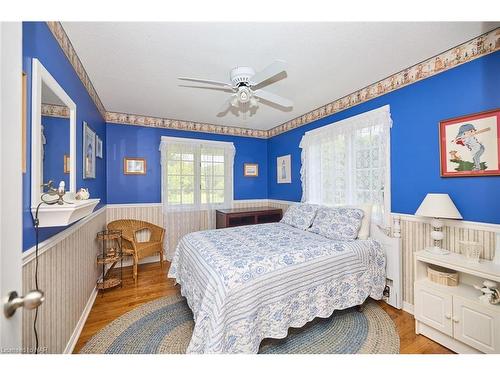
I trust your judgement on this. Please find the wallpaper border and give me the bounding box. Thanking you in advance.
[268,27,500,137]
[41,103,69,118]
[47,22,499,139]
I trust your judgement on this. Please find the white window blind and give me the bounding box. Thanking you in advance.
[299,105,392,226]
[159,137,235,211]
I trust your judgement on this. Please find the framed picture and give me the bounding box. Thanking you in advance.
[124,157,146,175]
[64,155,70,174]
[440,108,500,177]
[277,154,291,183]
[96,136,103,158]
[83,121,96,179]
[244,163,259,177]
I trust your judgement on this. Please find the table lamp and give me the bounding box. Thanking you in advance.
[415,193,462,255]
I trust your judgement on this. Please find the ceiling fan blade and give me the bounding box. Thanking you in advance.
[253,89,293,109]
[178,77,233,89]
[249,60,287,86]
[178,84,234,93]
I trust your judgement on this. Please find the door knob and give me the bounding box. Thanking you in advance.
[452,316,459,323]
[3,290,44,318]
[445,313,451,319]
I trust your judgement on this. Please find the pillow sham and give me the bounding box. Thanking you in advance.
[308,206,364,241]
[280,203,318,230]
[341,204,372,240]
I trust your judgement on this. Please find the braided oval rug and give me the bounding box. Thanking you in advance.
[80,295,399,354]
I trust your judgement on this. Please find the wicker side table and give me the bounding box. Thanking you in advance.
[96,229,123,293]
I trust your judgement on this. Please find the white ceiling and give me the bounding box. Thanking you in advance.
[62,22,498,130]
[42,81,66,107]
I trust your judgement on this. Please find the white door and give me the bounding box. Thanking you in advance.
[415,284,453,336]
[453,295,500,354]
[0,22,23,352]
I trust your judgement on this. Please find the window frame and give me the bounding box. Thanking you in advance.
[160,137,235,210]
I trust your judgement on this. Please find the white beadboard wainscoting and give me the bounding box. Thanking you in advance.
[20,201,499,353]
[22,206,106,354]
[106,201,499,310]
[106,200,291,263]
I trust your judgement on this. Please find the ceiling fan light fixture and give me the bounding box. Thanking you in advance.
[237,87,251,103]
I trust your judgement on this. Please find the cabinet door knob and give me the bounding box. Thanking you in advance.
[445,313,451,319]
[452,317,459,323]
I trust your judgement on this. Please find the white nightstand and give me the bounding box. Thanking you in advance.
[414,249,500,353]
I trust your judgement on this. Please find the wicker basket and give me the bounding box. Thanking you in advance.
[427,264,459,286]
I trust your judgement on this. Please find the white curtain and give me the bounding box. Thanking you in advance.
[159,137,235,259]
[300,105,392,227]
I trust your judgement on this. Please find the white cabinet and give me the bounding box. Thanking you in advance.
[414,250,500,354]
[415,285,453,336]
[453,296,500,354]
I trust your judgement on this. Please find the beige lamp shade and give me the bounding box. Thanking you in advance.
[415,193,463,219]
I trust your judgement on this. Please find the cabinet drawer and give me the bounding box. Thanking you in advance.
[453,296,500,354]
[415,284,453,336]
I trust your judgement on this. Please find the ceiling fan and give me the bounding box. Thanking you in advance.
[178,60,293,114]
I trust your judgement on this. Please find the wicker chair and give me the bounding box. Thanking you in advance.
[107,219,165,282]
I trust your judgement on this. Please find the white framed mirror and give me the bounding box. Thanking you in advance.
[31,58,76,206]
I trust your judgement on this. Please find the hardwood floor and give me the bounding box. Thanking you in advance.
[74,261,453,354]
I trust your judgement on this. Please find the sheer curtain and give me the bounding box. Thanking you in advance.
[300,105,392,227]
[159,137,235,259]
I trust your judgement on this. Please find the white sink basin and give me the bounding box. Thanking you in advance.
[31,198,100,227]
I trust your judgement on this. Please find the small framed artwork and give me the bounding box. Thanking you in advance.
[277,154,291,184]
[440,108,500,177]
[124,157,147,175]
[96,136,103,159]
[64,155,70,174]
[244,163,259,177]
[83,121,96,179]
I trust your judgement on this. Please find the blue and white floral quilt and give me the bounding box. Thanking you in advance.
[168,222,386,353]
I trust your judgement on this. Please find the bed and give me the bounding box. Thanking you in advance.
[168,218,392,354]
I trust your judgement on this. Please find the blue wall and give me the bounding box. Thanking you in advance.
[22,20,500,254]
[106,124,268,203]
[268,51,500,224]
[42,115,70,188]
[23,22,107,251]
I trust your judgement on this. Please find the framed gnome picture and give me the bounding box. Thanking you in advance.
[439,108,500,177]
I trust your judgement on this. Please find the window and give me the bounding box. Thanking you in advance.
[300,105,392,226]
[160,137,235,209]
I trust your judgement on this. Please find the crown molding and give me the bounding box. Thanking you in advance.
[46,22,499,140]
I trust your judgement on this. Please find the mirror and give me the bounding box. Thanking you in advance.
[41,82,70,191]
[31,59,76,206]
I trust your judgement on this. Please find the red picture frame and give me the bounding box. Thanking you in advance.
[439,108,500,177]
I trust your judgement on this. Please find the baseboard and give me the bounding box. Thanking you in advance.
[402,301,414,315]
[63,286,98,354]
